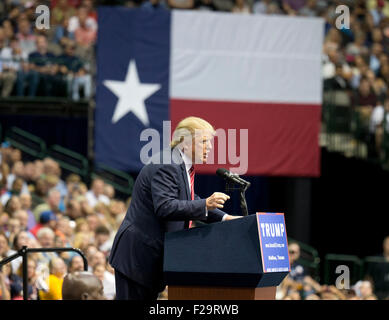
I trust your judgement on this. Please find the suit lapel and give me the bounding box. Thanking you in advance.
[171,148,191,200]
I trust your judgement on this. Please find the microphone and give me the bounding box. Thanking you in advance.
[216,168,251,188]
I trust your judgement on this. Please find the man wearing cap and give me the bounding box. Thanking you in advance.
[29,210,57,237]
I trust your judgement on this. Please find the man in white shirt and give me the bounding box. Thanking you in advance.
[85,178,110,208]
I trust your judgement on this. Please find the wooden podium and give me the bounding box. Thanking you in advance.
[164,214,289,300]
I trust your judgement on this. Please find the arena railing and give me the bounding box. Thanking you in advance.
[92,162,134,197]
[4,126,47,160]
[3,125,134,199]
[0,246,88,300]
[47,144,90,182]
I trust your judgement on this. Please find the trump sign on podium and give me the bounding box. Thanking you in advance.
[257,213,290,273]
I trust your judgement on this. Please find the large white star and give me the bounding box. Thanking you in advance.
[103,60,161,126]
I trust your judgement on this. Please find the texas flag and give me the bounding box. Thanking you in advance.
[95,7,323,176]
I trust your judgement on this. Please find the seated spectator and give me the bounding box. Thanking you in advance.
[370,0,386,27]
[167,0,195,9]
[35,227,58,266]
[0,38,27,97]
[2,20,14,42]
[281,0,306,15]
[39,257,67,300]
[17,34,59,97]
[353,280,375,300]
[89,250,115,299]
[323,63,351,91]
[0,31,17,97]
[365,235,389,299]
[288,242,306,283]
[10,230,30,272]
[62,271,105,300]
[57,42,92,101]
[346,31,369,59]
[1,177,25,206]
[141,0,168,10]
[33,189,62,221]
[299,0,317,17]
[23,162,38,185]
[53,14,75,46]
[95,225,112,256]
[352,77,378,128]
[66,199,83,221]
[366,69,387,102]
[232,0,251,13]
[0,266,10,300]
[52,0,76,26]
[20,193,36,230]
[83,0,98,22]
[68,5,97,32]
[68,255,85,273]
[15,258,39,300]
[370,42,383,75]
[12,209,35,241]
[4,218,20,252]
[253,0,275,14]
[194,0,217,11]
[15,18,36,57]
[209,0,233,11]
[4,196,22,217]
[30,211,57,238]
[103,184,115,201]
[74,9,97,49]
[42,158,67,200]
[86,178,110,208]
[30,178,48,209]
[6,161,30,195]
[319,285,346,300]
[93,263,115,299]
[0,260,24,300]
[0,231,16,264]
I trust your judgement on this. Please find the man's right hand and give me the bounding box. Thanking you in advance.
[206,192,230,211]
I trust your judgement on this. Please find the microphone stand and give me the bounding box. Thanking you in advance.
[239,184,249,216]
[225,181,250,217]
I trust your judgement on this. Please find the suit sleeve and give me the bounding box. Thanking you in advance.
[151,165,208,221]
[194,194,226,223]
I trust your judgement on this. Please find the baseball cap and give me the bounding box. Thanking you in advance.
[40,210,57,224]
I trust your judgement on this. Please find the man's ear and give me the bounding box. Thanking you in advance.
[81,292,89,300]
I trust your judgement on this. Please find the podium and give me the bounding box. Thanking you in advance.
[164,213,290,300]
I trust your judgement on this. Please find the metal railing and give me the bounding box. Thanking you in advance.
[0,246,88,300]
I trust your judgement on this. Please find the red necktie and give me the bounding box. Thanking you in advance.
[189,165,195,228]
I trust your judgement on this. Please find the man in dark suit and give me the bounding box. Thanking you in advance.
[109,116,239,300]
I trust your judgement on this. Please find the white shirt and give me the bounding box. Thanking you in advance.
[370,105,384,133]
[102,271,116,300]
[180,150,193,195]
[85,190,110,208]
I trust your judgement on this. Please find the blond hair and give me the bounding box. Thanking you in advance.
[171,116,215,149]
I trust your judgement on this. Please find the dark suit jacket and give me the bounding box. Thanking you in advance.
[108,148,226,291]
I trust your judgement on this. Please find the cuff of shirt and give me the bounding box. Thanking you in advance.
[222,214,228,222]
